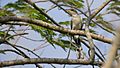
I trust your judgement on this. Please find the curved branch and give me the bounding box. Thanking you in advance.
[0,58,103,67]
[0,16,112,44]
[0,49,22,55]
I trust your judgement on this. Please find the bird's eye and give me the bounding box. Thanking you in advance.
[71,9,75,11]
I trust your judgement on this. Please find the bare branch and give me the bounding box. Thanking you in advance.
[0,58,103,67]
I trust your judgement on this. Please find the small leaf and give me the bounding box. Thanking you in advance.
[110,1,120,6]
[0,9,15,16]
[89,29,96,34]
[89,23,96,27]
[67,0,84,8]
[52,38,76,51]
[0,50,6,54]
[0,31,5,37]
[59,21,70,25]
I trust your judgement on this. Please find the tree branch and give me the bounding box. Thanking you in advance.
[91,0,111,19]
[0,58,103,67]
[0,16,112,44]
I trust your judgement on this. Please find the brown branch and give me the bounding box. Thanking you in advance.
[91,0,111,19]
[0,16,112,44]
[0,58,103,67]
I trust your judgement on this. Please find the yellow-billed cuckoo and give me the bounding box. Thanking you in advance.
[66,9,84,59]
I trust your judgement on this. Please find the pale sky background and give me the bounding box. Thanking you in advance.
[0,0,117,68]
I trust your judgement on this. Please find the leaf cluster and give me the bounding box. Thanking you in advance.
[107,1,120,16]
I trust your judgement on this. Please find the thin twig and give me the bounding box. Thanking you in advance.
[85,0,95,62]
[63,36,72,68]
[0,49,22,56]
[81,40,104,62]
[49,0,67,12]
[89,0,94,7]
[6,33,28,40]
[16,45,41,58]
[6,41,42,68]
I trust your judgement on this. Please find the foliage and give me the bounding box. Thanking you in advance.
[0,9,15,16]
[107,1,120,17]
[67,0,84,8]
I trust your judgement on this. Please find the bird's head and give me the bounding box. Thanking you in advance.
[66,9,78,16]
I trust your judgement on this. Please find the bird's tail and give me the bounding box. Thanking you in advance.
[73,35,84,59]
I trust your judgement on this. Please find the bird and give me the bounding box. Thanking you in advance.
[66,9,84,59]
[66,9,82,30]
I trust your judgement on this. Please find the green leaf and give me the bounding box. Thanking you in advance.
[107,1,120,16]
[0,31,14,40]
[59,21,70,25]
[67,0,84,8]
[0,31,6,37]
[4,0,48,22]
[96,14,103,20]
[30,24,56,47]
[61,39,76,51]
[0,9,15,16]
[52,38,76,51]
[110,1,120,6]
[0,50,6,54]
[52,39,66,50]
[89,23,96,27]
[89,29,96,34]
